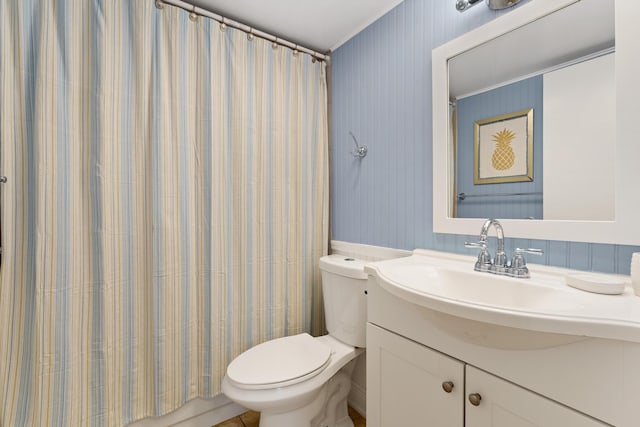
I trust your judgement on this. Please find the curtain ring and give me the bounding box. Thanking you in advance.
[155,0,164,10]
[220,17,227,31]
[247,28,254,41]
[272,37,278,49]
[189,7,198,21]
[312,57,317,63]
[293,45,299,56]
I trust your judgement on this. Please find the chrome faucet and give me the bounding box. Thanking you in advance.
[465,219,507,274]
[465,219,543,278]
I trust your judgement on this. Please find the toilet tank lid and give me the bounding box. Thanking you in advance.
[319,254,368,279]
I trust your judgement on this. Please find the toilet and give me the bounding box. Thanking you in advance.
[221,254,368,427]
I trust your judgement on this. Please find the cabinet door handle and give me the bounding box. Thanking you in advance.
[441,381,454,393]
[468,393,482,406]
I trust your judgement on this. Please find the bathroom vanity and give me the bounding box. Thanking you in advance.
[365,250,640,427]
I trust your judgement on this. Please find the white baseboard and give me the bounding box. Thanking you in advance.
[128,395,246,427]
[348,380,367,419]
[347,352,367,418]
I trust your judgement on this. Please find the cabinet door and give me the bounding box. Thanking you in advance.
[465,366,609,427]
[367,323,464,427]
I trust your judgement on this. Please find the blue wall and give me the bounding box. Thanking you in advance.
[330,0,640,274]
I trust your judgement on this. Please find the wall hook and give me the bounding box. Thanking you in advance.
[349,131,367,159]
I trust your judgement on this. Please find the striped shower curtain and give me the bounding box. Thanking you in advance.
[0,1,328,425]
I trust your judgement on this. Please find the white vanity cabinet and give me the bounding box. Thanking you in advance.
[464,366,606,427]
[367,323,464,427]
[367,323,607,427]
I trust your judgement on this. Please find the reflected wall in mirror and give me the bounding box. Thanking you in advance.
[453,52,615,220]
[432,0,640,244]
[455,76,543,220]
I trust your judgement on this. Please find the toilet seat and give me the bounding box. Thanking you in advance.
[226,333,332,390]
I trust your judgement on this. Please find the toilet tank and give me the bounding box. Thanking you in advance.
[319,255,368,348]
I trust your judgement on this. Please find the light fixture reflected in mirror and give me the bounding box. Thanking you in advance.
[456,0,521,12]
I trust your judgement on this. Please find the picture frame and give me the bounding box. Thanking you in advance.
[474,108,533,184]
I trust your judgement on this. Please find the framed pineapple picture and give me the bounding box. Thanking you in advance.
[474,109,533,184]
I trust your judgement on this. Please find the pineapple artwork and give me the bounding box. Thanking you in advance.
[474,109,533,184]
[491,128,516,171]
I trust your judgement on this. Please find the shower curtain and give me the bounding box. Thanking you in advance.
[0,1,328,425]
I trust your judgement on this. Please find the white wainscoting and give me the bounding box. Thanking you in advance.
[330,240,411,262]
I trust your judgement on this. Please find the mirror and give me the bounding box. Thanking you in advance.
[432,0,640,245]
[449,0,614,221]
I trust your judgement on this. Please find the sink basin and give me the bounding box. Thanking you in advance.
[366,249,640,343]
[382,263,583,312]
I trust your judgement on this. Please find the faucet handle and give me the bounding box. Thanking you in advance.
[516,248,543,255]
[464,241,486,250]
[464,241,492,272]
[509,248,543,278]
[514,247,543,259]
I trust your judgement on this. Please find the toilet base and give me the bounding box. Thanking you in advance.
[259,363,356,427]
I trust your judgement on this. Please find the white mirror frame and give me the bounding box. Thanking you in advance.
[432,0,640,245]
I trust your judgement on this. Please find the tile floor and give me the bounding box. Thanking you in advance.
[212,406,366,427]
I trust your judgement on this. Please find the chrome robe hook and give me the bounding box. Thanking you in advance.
[349,131,367,159]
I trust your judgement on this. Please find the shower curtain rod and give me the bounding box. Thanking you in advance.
[156,0,329,61]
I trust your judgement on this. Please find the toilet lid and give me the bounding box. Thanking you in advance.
[226,333,332,390]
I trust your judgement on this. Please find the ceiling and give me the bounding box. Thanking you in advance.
[190,0,405,53]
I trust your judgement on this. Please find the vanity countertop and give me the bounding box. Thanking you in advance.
[365,249,640,343]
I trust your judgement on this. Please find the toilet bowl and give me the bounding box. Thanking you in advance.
[221,255,368,427]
